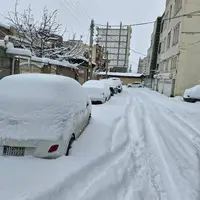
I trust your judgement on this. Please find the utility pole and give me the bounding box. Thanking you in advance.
[88,19,94,80]
[105,22,109,78]
[117,22,122,67]
[105,50,109,78]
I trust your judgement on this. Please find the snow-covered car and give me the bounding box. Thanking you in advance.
[183,85,200,103]
[127,82,144,88]
[0,74,91,158]
[108,77,123,93]
[83,80,110,103]
[100,79,115,96]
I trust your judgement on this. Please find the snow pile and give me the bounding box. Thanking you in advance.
[172,96,183,101]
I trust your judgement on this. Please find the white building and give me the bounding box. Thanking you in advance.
[155,0,200,96]
[97,24,132,72]
[137,57,148,74]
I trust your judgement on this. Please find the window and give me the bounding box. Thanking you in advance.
[163,12,169,30]
[166,0,170,6]
[158,43,161,54]
[163,37,166,52]
[174,0,182,16]
[169,5,173,22]
[165,59,170,72]
[167,31,171,49]
[160,21,164,33]
[173,23,180,45]
[159,61,165,72]
[161,38,166,53]
[171,56,178,70]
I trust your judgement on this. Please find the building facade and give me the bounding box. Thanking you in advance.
[155,0,200,96]
[96,23,132,72]
[137,57,148,74]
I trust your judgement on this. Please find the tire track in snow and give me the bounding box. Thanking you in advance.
[133,90,200,200]
[123,97,168,200]
[140,90,200,152]
[31,95,134,200]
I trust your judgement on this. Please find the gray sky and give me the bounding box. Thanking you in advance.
[0,0,165,71]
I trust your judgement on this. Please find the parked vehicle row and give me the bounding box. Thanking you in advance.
[82,78,123,104]
[0,74,91,159]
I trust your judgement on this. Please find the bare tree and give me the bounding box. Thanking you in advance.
[36,7,62,57]
[7,0,63,57]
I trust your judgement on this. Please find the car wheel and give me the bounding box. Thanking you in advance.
[66,134,75,156]
[87,113,91,125]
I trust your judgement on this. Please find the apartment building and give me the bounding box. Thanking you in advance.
[137,56,148,74]
[97,23,132,72]
[155,0,200,96]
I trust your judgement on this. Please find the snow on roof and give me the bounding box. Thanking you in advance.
[6,47,32,57]
[83,80,103,87]
[31,56,78,69]
[0,22,10,29]
[97,72,144,77]
[0,40,14,48]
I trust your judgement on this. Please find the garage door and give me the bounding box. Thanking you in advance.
[163,79,172,97]
[158,79,164,94]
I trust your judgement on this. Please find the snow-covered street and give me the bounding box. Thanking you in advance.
[1,88,200,200]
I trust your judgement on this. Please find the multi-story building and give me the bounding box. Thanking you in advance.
[144,16,162,88]
[96,23,132,72]
[155,0,200,96]
[137,56,148,74]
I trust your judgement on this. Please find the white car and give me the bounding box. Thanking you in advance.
[83,80,110,103]
[0,74,91,158]
[100,79,114,97]
[183,85,200,103]
[108,77,123,93]
[127,82,144,88]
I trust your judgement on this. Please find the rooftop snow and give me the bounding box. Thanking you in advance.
[0,40,14,48]
[0,22,10,29]
[6,47,32,57]
[97,72,144,77]
[31,56,79,69]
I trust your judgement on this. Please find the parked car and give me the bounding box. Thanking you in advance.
[0,74,91,158]
[108,77,123,93]
[127,82,144,88]
[100,79,115,96]
[83,80,110,104]
[183,85,200,103]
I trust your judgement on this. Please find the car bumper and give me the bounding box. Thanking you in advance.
[90,96,104,103]
[183,97,199,103]
[0,138,66,158]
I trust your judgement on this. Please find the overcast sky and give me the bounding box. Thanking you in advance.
[0,0,165,71]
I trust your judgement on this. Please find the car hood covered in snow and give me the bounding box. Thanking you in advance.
[184,85,200,99]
